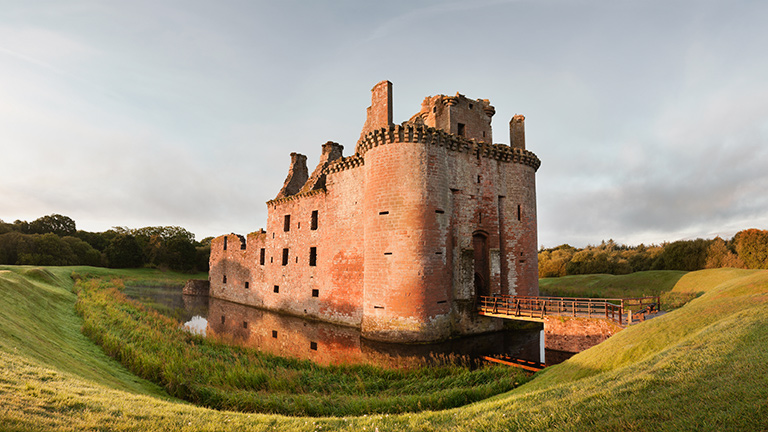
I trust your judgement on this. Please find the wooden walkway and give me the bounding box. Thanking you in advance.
[478,295,660,326]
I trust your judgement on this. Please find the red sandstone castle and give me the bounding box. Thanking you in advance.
[209,81,541,343]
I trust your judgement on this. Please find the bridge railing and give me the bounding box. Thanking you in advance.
[478,295,660,326]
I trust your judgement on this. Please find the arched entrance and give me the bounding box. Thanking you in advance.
[473,231,490,299]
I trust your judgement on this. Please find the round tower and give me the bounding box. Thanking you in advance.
[359,132,453,343]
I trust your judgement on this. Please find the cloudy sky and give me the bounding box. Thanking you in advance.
[1,0,766,247]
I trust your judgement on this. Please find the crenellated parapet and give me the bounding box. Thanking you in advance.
[266,188,326,208]
[355,123,541,171]
[325,154,365,174]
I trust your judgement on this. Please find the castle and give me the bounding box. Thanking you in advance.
[209,81,541,343]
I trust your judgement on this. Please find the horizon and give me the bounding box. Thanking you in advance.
[2,1,767,249]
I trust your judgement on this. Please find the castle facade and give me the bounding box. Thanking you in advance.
[209,81,541,343]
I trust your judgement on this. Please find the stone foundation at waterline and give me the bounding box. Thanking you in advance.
[543,316,624,353]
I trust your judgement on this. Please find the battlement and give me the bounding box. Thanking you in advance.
[266,188,326,207]
[355,123,541,171]
[326,154,365,174]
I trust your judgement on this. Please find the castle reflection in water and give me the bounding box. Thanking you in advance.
[128,286,571,368]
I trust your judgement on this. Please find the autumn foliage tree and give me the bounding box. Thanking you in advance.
[733,229,768,269]
[539,229,767,277]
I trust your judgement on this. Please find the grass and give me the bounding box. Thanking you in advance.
[539,270,690,310]
[73,272,528,416]
[1,266,768,430]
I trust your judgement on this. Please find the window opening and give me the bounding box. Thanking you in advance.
[311,210,318,230]
[284,215,291,232]
[310,341,318,351]
[309,247,317,266]
[243,321,248,329]
[517,204,521,221]
[221,315,226,324]
[457,123,466,137]
[273,285,279,293]
[312,289,319,297]
[272,330,278,338]
[223,236,227,250]
[260,248,265,265]
[222,275,227,284]
[282,248,289,266]
[244,281,249,289]
[379,211,389,215]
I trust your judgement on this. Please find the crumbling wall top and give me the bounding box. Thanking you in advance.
[275,153,309,199]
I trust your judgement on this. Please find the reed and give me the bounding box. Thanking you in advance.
[73,273,529,416]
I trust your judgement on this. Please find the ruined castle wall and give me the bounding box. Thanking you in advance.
[319,164,366,326]
[209,232,267,306]
[262,193,325,320]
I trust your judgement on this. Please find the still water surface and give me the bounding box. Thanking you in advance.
[124,285,571,368]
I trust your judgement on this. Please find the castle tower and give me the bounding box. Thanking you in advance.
[209,81,540,344]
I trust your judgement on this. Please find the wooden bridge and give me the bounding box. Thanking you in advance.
[478,295,660,326]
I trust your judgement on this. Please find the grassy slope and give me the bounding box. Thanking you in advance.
[1,266,767,431]
[539,270,687,299]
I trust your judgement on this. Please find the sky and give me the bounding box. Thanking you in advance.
[1,0,767,248]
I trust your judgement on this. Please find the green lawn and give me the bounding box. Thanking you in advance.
[1,266,767,431]
[539,270,695,310]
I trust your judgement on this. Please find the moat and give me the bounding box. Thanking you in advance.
[125,285,574,368]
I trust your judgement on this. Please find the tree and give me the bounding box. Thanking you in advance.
[652,239,709,271]
[75,230,110,252]
[733,229,768,269]
[105,234,144,268]
[0,219,17,235]
[62,236,102,266]
[0,232,22,264]
[705,237,745,269]
[16,233,77,266]
[538,244,577,278]
[165,236,197,271]
[28,214,77,236]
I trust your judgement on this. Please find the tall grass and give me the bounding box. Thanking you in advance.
[73,273,529,416]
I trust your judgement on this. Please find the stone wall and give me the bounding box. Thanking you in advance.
[543,316,624,353]
[183,279,210,296]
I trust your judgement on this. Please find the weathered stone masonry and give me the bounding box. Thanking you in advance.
[209,81,541,343]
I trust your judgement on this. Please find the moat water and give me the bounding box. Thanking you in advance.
[124,285,573,368]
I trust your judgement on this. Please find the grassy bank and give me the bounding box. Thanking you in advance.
[73,273,528,416]
[1,266,767,431]
[539,270,692,309]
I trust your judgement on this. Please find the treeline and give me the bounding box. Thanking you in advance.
[0,214,211,272]
[539,229,768,278]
